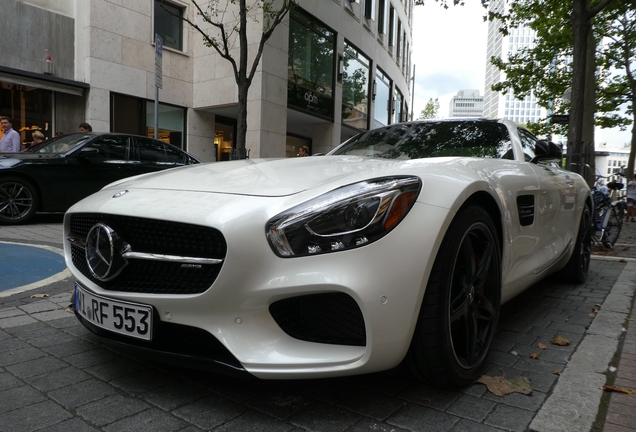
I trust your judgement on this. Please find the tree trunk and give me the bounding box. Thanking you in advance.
[567,0,589,175]
[628,98,636,179]
[582,26,596,186]
[235,0,249,151]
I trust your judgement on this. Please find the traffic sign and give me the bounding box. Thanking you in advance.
[155,34,163,89]
[552,114,569,124]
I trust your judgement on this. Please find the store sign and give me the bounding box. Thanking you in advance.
[155,34,163,89]
[287,82,333,120]
[551,114,569,124]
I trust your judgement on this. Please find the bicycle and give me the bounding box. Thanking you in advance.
[591,174,625,249]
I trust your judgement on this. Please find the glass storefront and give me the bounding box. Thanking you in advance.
[373,68,391,129]
[0,82,53,150]
[111,93,186,149]
[394,88,403,124]
[341,42,370,131]
[286,134,312,158]
[214,118,235,161]
[287,8,335,120]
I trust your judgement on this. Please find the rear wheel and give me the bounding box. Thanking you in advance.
[602,205,623,248]
[0,177,39,225]
[562,205,592,283]
[405,206,501,387]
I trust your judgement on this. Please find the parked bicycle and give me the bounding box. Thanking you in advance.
[591,174,625,248]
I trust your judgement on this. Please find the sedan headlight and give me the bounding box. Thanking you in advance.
[266,177,421,257]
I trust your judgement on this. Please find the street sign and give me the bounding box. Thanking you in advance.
[155,34,163,89]
[552,114,569,124]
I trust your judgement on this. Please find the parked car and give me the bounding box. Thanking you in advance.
[0,133,200,224]
[64,119,591,386]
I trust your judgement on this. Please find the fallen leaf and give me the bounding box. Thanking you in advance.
[422,397,431,402]
[592,308,599,313]
[530,353,540,359]
[550,336,571,346]
[538,343,548,349]
[589,313,597,317]
[65,308,73,313]
[477,375,532,397]
[30,293,49,298]
[603,385,636,395]
[552,371,561,376]
[595,304,602,308]
[619,259,627,263]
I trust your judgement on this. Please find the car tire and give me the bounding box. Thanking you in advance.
[405,205,501,387]
[0,177,39,225]
[562,205,592,283]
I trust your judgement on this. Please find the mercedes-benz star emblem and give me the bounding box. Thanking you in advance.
[85,223,130,281]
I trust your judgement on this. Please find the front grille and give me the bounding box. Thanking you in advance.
[70,213,226,294]
[269,293,366,346]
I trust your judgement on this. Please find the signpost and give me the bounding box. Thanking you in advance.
[551,114,569,125]
[154,34,163,140]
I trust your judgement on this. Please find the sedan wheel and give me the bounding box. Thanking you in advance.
[0,177,39,225]
[562,205,591,283]
[406,206,501,386]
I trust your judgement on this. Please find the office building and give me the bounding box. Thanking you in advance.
[448,90,483,118]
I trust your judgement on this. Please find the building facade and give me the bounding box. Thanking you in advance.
[448,89,483,118]
[483,0,546,125]
[0,0,413,161]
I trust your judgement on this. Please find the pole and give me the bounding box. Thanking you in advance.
[410,64,416,121]
[154,86,159,140]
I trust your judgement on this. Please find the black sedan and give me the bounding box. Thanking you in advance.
[0,133,200,224]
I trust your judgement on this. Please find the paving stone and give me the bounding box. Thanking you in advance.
[398,384,460,411]
[214,411,295,432]
[6,354,68,378]
[338,389,406,421]
[142,380,209,411]
[354,372,415,396]
[0,337,29,353]
[0,346,46,367]
[5,321,59,339]
[25,366,93,392]
[245,388,314,420]
[387,403,459,432]
[110,368,174,394]
[85,357,146,382]
[18,300,61,314]
[172,394,245,430]
[28,331,80,349]
[446,394,496,422]
[483,389,547,411]
[33,308,75,321]
[0,385,47,414]
[287,402,361,432]
[62,347,118,368]
[0,314,37,328]
[48,377,118,409]
[513,357,565,374]
[289,378,358,404]
[345,418,410,432]
[102,407,187,432]
[0,400,72,432]
[495,331,538,345]
[49,316,81,329]
[484,404,534,432]
[451,419,505,432]
[36,416,99,432]
[76,394,150,427]
[0,307,25,319]
[0,371,22,391]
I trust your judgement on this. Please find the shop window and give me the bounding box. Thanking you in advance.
[342,42,370,131]
[0,82,53,150]
[373,69,391,128]
[394,88,403,124]
[154,0,184,51]
[287,8,335,120]
[286,134,312,158]
[215,118,235,161]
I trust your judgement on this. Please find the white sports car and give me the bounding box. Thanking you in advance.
[64,119,591,386]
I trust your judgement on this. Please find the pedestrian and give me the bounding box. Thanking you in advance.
[24,130,45,150]
[298,145,309,157]
[54,132,64,137]
[627,174,636,222]
[0,116,21,153]
[79,122,92,132]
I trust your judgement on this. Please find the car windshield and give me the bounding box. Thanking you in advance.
[331,121,513,160]
[27,134,92,154]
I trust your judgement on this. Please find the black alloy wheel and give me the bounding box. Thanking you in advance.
[0,177,39,225]
[406,205,501,387]
[562,205,592,283]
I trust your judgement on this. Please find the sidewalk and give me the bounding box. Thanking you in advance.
[0,215,634,432]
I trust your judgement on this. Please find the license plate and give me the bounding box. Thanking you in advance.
[74,283,153,341]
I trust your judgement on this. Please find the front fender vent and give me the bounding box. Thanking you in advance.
[517,195,535,226]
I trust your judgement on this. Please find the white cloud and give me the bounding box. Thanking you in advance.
[411,3,487,118]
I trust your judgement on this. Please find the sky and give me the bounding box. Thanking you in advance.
[410,2,632,145]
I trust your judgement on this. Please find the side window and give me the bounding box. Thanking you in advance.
[518,129,537,162]
[84,136,131,162]
[136,137,167,163]
[163,143,187,164]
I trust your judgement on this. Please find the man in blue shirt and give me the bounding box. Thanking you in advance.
[1,117,21,153]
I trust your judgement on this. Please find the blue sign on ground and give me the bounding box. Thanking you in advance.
[0,243,66,291]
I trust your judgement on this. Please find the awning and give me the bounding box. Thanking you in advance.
[0,66,89,97]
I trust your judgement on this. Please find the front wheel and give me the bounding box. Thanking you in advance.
[405,206,501,387]
[0,177,39,225]
[562,205,592,283]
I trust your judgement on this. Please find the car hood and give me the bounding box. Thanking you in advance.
[0,153,60,167]
[106,156,429,197]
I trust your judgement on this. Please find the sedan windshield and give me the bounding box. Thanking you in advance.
[28,134,92,154]
[332,121,513,160]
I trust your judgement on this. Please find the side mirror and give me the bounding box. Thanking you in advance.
[531,140,562,163]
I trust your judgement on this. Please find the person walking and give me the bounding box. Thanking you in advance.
[298,145,309,157]
[79,122,92,132]
[627,174,636,222]
[0,117,21,153]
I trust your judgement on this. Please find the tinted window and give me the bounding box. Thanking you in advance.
[332,121,512,160]
[518,129,537,162]
[85,136,131,162]
[136,137,187,164]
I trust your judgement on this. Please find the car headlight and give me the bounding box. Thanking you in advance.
[266,177,421,257]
